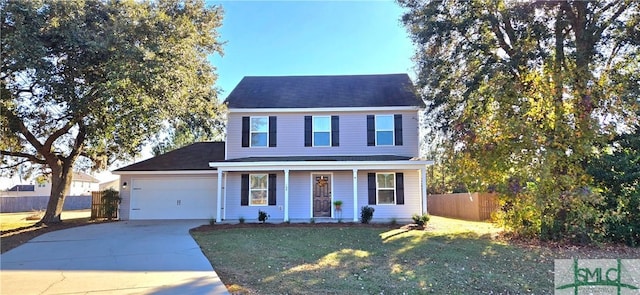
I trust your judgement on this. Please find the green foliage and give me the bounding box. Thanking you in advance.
[412,214,430,227]
[101,188,121,220]
[0,0,225,222]
[400,0,640,242]
[360,206,375,224]
[333,200,343,206]
[258,210,269,223]
[209,218,216,225]
[239,217,245,224]
[309,218,315,224]
[588,132,640,246]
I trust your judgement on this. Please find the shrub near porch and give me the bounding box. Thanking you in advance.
[192,217,556,294]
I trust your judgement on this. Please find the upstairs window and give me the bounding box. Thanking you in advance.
[367,114,403,146]
[305,116,339,147]
[313,116,331,146]
[375,115,394,146]
[250,117,268,147]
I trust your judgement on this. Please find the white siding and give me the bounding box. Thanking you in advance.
[357,170,423,220]
[225,172,285,221]
[119,174,218,220]
[226,110,420,159]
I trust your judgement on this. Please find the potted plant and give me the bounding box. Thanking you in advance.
[333,200,343,211]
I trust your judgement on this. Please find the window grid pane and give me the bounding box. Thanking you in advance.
[250,117,268,132]
[313,117,331,132]
[314,132,330,146]
[375,115,394,130]
[378,190,395,204]
[251,133,267,147]
[376,131,393,146]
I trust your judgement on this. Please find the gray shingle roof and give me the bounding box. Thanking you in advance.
[222,155,414,162]
[114,142,225,171]
[7,185,35,191]
[225,74,424,108]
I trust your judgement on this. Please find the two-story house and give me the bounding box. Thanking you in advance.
[114,74,433,221]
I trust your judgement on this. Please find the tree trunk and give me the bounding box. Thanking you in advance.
[40,161,74,224]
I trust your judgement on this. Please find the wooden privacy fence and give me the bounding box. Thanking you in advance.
[91,191,118,220]
[427,193,498,221]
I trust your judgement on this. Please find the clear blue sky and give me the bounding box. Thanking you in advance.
[208,1,416,97]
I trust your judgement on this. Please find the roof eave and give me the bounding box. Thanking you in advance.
[112,170,217,175]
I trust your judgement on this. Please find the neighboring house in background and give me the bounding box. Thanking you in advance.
[99,178,120,192]
[1,172,100,197]
[114,74,433,221]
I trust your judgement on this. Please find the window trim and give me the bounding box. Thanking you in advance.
[375,115,394,146]
[376,172,396,205]
[312,115,332,147]
[249,116,269,148]
[249,173,269,206]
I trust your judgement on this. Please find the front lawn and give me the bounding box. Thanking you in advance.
[191,217,639,294]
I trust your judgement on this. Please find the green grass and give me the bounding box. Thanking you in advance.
[0,211,43,231]
[192,217,554,294]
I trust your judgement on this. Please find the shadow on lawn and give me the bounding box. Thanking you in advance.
[251,229,553,294]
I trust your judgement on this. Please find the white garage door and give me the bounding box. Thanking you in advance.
[130,177,216,220]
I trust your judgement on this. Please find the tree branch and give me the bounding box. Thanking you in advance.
[594,2,631,39]
[66,121,87,162]
[43,120,76,154]
[0,159,30,170]
[2,108,45,152]
[0,150,47,165]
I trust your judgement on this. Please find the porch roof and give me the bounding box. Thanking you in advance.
[210,155,433,172]
[222,155,413,162]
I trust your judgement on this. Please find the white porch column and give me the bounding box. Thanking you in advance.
[352,168,358,222]
[222,172,227,220]
[421,166,428,214]
[216,169,223,222]
[284,168,290,222]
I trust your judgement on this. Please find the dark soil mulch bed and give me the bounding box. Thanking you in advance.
[190,222,402,232]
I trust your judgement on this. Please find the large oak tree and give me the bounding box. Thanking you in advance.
[400,0,639,238]
[1,0,225,223]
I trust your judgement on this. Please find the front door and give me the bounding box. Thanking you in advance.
[312,174,331,217]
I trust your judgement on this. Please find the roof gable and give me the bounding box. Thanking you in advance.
[114,142,225,172]
[225,74,424,109]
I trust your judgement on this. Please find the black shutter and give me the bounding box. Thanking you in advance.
[368,173,376,205]
[304,116,312,147]
[241,174,249,206]
[241,117,250,147]
[269,116,277,147]
[367,115,375,146]
[396,173,404,205]
[394,114,403,146]
[268,174,277,205]
[331,116,339,147]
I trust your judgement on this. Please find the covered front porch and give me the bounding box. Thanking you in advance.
[209,156,433,223]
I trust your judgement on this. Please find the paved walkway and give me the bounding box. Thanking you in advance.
[1,220,229,294]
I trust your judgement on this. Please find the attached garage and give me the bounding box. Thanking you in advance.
[129,176,216,220]
[113,142,226,220]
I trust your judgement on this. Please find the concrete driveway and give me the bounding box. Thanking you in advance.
[0,221,229,295]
